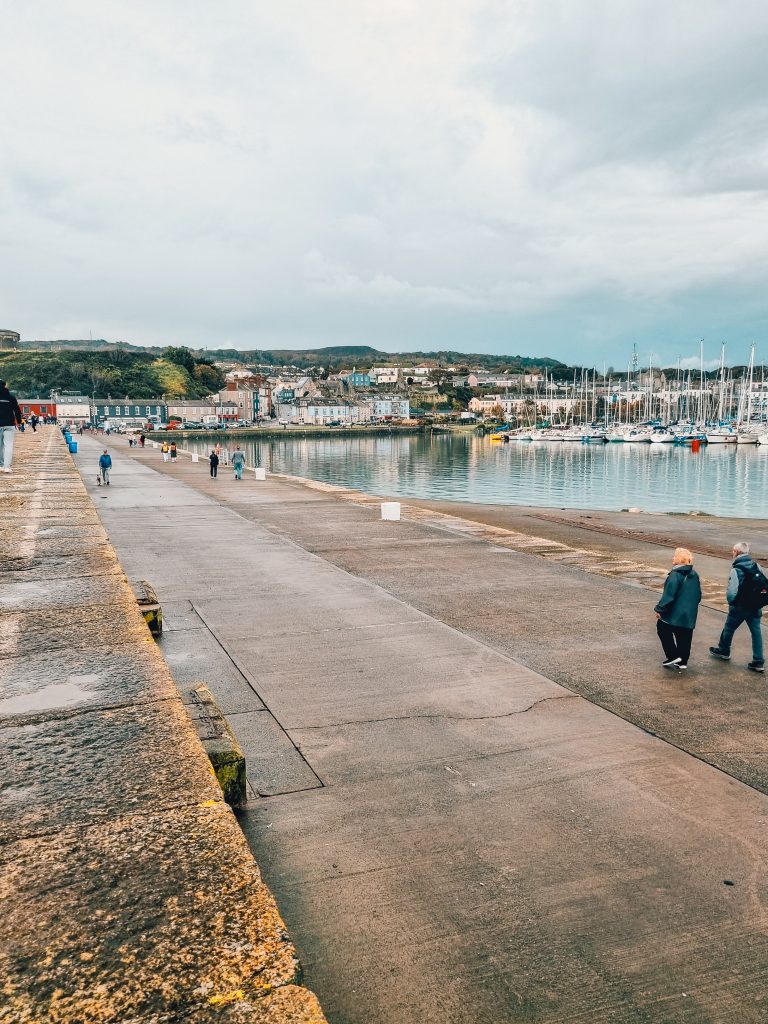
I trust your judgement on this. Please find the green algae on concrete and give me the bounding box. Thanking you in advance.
[185,683,248,807]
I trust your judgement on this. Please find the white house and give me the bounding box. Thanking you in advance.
[279,398,363,425]
[363,396,410,419]
[370,366,401,385]
[54,396,91,424]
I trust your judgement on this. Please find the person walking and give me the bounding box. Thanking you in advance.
[0,379,22,473]
[162,440,170,462]
[232,446,246,480]
[654,547,702,671]
[29,414,38,433]
[710,542,766,673]
[209,450,219,478]
[139,433,145,448]
[98,449,112,486]
[170,441,178,462]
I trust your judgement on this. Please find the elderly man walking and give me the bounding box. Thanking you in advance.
[710,541,767,673]
[0,379,22,473]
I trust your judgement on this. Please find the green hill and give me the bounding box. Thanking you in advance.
[0,348,223,399]
[18,339,566,373]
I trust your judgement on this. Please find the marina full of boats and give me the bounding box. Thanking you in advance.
[490,424,768,445]
[490,343,768,447]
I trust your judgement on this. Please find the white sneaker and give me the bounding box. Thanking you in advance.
[1,467,11,473]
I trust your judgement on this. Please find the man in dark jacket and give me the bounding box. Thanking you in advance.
[0,379,22,473]
[710,542,765,673]
[654,547,702,670]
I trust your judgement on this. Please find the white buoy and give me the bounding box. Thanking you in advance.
[254,467,266,480]
[191,453,199,463]
[381,501,401,521]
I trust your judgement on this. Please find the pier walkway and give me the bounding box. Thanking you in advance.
[71,431,768,1024]
[0,427,326,1024]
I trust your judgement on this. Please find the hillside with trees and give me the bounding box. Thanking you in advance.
[0,347,224,399]
[18,339,566,374]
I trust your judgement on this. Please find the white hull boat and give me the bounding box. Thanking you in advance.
[706,428,737,444]
[649,431,675,443]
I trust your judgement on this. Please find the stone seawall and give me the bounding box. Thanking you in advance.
[0,426,327,1023]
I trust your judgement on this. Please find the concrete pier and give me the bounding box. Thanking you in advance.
[0,427,327,1023]
[68,430,768,1023]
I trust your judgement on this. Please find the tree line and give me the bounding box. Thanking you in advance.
[0,347,224,399]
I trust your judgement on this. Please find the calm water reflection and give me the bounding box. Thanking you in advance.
[185,433,768,517]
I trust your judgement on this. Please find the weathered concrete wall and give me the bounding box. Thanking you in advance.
[0,427,327,1023]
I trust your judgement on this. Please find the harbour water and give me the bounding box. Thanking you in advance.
[184,432,768,518]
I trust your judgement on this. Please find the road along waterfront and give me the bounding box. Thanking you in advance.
[177,430,768,517]
[73,431,768,1023]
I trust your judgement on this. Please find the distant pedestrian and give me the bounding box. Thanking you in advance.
[162,441,170,462]
[139,434,146,448]
[232,446,246,480]
[209,451,219,478]
[170,441,178,462]
[98,449,112,486]
[654,547,702,671]
[0,379,22,473]
[30,414,38,433]
[710,542,766,673]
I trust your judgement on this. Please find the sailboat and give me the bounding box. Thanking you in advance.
[649,428,675,443]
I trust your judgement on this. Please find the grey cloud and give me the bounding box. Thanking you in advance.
[2,1,768,366]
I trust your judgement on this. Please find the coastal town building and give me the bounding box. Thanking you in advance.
[94,401,167,427]
[276,398,362,425]
[340,370,372,387]
[469,395,580,418]
[214,382,258,422]
[18,398,57,420]
[53,395,91,424]
[363,396,410,420]
[370,366,401,385]
[166,399,238,424]
[0,329,20,350]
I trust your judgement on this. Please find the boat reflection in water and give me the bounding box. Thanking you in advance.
[183,431,768,518]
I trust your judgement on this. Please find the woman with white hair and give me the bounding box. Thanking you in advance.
[654,547,702,671]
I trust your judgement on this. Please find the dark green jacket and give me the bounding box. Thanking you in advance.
[654,564,702,629]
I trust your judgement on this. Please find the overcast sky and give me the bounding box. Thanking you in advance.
[3,1,768,366]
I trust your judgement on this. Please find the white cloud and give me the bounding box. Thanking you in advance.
[2,1,768,364]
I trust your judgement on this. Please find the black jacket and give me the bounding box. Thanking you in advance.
[654,564,702,629]
[0,387,21,428]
